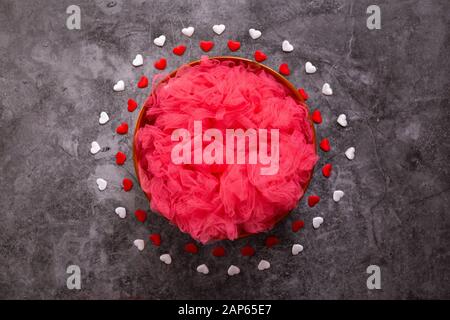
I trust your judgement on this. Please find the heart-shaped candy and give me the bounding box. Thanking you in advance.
[154,58,167,70]
[116,122,128,135]
[292,244,304,255]
[127,99,138,112]
[160,253,172,264]
[254,50,267,62]
[133,239,145,251]
[153,35,166,47]
[313,217,324,229]
[115,207,126,219]
[134,209,147,223]
[292,220,305,232]
[298,88,308,101]
[319,138,331,152]
[308,195,320,207]
[199,40,214,52]
[322,83,333,95]
[227,40,240,51]
[212,246,225,257]
[212,24,225,35]
[132,54,143,67]
[99,111,109,125]
[227,265,240,276]
[182,26,194,37]
[149,233,161,246]
[184,243,198,254]
[196,264,209,275]
[282,40,294,52]
[113,80,124,92]
[137,76,148,88]
[249,28,262,39]
[115,151,126,165]
[345,147,355,160]
[305,61,317,74]
[337,114,348,127]
[122,178,133,191]
[90,141,101,155]
[333,190,345,202]
[311,110,322,124]
[322,163,332,178]
[257,260,270,271]
[265,235,280,248]
[279,63,290,76]
[96,178,107,191]
[240,245,255,257]
[173,45,186,56]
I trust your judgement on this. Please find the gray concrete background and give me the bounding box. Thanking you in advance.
[0,0,449,299]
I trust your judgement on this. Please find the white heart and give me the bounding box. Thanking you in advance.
[132,54,143,67]
[133,239,145,251]
[337,114,348,127]
[212,24,226,35]
[333,190,345,202]
[257,260,271,271]
[98,111,109,125]
[322,83,333,95]
[305,61,317,74]
[115,207,126,219]
[113,80,124,92]
[282,40,294,52]
[90,141,101,154]
[313,217,324,229]
[160,253,172,265]
[227,265,240,276]
[153,35,166,47]
[182,26,195,37]
[96,178,107,191]
[249,28,262,40]
[196,264,209,275]
[292,244,304,256]
[345,147,355,160]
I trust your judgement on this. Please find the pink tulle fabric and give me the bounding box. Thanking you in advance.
[135,57,318,243]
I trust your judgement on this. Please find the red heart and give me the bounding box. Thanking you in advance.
[115,151,126,165]
[149,233,161,246]
[154,58,167,70]
[227,40,241,52]
[134,209,147,223]
[298,88,309,101]
[184,243,198,254]
[122,178,133,192]
[265,235,280,248]
[254,50,267,62]
[292,220,305,232]
[127,99,138,112]
[240,245,255,257]
[279,63,290,76]
[312,110,322,124]
[199,40,214,52]
[212,246,225,257]
[322,163,332,178]
[308,195,320,207]
[137,76,148,88]
[116,122,128,135]
[173,45,186,56]
[319,138,331,152]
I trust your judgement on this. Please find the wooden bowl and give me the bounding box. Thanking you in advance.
[133,56,317,241]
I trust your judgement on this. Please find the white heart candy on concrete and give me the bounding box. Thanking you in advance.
[96,178,107,191]
[337,114,348,127]
[98,111,109,125]
[90,141,101,154]
[313,217,324,229]
[212,24,226,35]
[292,244,304,255]
[282,40,294,52]
[196,264,209,275]
[132,54,143,67]
[113,80,125,92]
[249,28,262,39]
[160,253,172,265]
[345,147,355,160]
[153,35,166,47]
[257,260,271,271]
[227,265,240,276]
[133,239,145,251]
[182,26,195,37]
[115,207,126,219]
[333,190,345,202]
[305,61,317,74]
[322,83,333,95]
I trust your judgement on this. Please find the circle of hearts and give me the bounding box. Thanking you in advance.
[94,26,352,275]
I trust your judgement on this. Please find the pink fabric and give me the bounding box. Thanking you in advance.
[135,57,318,243]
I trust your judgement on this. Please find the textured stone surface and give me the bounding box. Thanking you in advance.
[0,0,449,299]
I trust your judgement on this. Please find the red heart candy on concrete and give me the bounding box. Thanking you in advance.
[227,40,241,51]
[173,45,186,56]
[127,98,138,112]
[265,235,280,248]
[312,110,322,124]
[137,76,148,88]
[322,163,332,178]
[279,63,290,76]
[254,50,267,62]
[292,220,305,232]
[308,195,320,207]
[116,122,128,135]
[149,233,161,246]
[212,246,225,257]
[134,209,147,223]
[298,88,309,101]
[199,40,214,52]
[240,245,255,257]
[184,243,198,254]
[115,151,126,165]
[319,138,331,152]
[122,178,133,191]
[154,58,167,70]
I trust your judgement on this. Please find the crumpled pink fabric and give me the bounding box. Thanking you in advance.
[135,57,318,243]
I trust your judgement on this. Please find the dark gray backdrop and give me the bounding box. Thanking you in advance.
[0,0,449,299]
